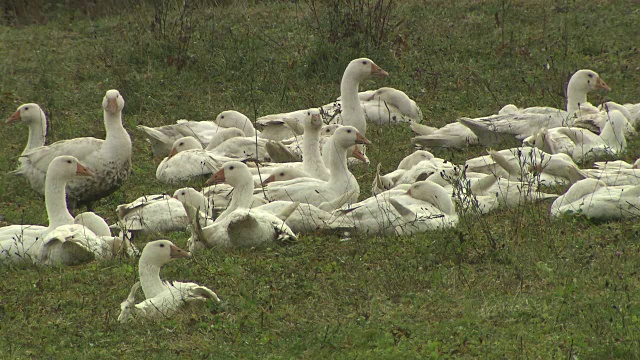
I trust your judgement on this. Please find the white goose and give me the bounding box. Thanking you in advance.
[357,87,422,124]
[523,108,628,162]
[389,180,459,235]
[265,126,370,208]
[550,178,640,220]
[117,240,220,322]
[453,69,611,147]
[11,90,131,209]
[155,136,227,184]
[328,58,389,135]
[6,103,47,161]
[185,161,298,250]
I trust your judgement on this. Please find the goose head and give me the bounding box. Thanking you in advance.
[260,166,310,186]
[6,103,45,125]
[48,155,94,181]
[569,69,610,93]
[168,136,203,158]
[345,58,389,82]
[398,150,435,170]
[172,187,206,206]
[215,110,255,136]
[332,126,371,149]
[206,160,251,186]
[103,89,125,115]
[321,124,341,136]
[303,110,323,132]
[140,239,190,267]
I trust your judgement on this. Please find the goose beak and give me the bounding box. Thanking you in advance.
[170,244,191,259]
[167,147,178,159]
[206,168,226,185]
[371,64,389,77]
[595,77,610,91]
[355,132,371,145]
[406,188,412,196]
[76,163,94,177]
[311,113,321,122]
[6,110,21,124]
[106,98,118,114]
[351,145,368,163]
[260,174,276,187]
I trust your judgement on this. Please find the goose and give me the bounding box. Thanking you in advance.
[74,212,112,237]
[328,58,389,135]
[265,126,370,208]
[204,127,246,150]
[371,150,438,194]
[112,188,215,236]
[357,87,422,124]
[117,240,220,322]
[465,147,586,186]
[11,90,131,209]
[184,161,298,250]
[411,122,479,149]
[256,113,305,141]
[214,110,257,137]
[593,159,640,170]
[457,69,611,146]
[583,166,640,186]
[205,133,272,162]
[0,156,120,265]
[6,103,47,161]
[155,136,227,184]
[523,108,628,162]
[389,180,459,235]
[550,179,640,220]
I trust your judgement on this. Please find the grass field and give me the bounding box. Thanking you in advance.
[1,0,640,358]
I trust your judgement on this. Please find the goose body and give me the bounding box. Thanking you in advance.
[550,179,640,219]
[155,136,227,184]
[185,161,298,251]
[118,240,220,322]
[411,122,479,149]
[11,90,131,208]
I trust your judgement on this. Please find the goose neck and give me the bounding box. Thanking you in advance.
[302,130,329,179]
[340,76,366,134]
[104,112,132,151]
[45,175,74,229]
[139,261,165,299]
[24,111,47,154]
[566,82,588,114]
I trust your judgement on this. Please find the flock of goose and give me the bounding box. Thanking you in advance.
[2,57,640,321]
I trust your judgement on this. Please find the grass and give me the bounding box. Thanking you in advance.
[1,0,640,358]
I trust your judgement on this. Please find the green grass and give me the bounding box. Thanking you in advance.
[2,0,640,358]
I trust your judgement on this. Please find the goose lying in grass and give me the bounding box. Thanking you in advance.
[11,90,131,210]
[465,147,586,185]
[111,188,215,237]
[450,70,611,147]
[155,136,228,184]
[6,103,47,164]
[550,178,640,220]
[411,122,479,149]
[183,161,298,251]
[371,150,437,194]
[138,110,256,157]
[118,240,220,322]
[1,156,133,265]
[265,126,370,208]
[523,108,628,162]
[326,87,422,125]
[583,166,640,186]
[389,180,459,235]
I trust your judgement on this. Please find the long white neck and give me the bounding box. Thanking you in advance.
[218,179,254,220]
[45,175,75,230]
[302,127,330,180]
[599,111,627,152]
[103,110,131,154]
[324,139,358,196]
[24,110,47,154]
[139,261,165,299]
[566,81,589,114]
[340,75,367,135]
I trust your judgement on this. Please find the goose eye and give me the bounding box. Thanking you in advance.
[24,107,29,110]
[179,142,184,146]
[181,192,185,196]
[362,61,367,65]
[67,160,72,164]
[588,73,594,78]
[280,172,284,176]
[220,115,225,119]
[347,129,352,133]
[229,166,234,170]
[159,243,165,247]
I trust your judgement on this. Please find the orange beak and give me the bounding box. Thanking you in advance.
[260,174,276,187]
[371,63,389,77]
[6,110,21,124]
[595,77,610,91]
[76,163,95,177]
[352,145,368,163]
[206,168,226,185]
[167,147,178,159]
[170,244,191,259]
[355,132,371,145]
[406,188,412,196]
[311,113,321,122]
[107,98,118,114]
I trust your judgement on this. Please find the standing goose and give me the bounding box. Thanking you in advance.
[11,90,131,209]
[118,240,220,322]
[6,103,48,161]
